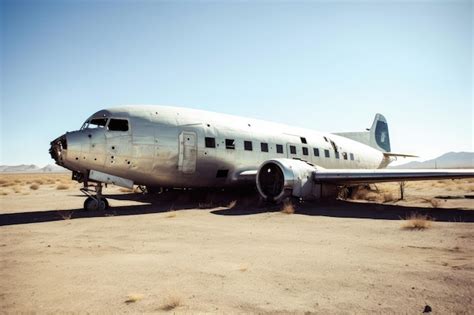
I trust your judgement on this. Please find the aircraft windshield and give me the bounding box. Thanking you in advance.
[81,118,108,130]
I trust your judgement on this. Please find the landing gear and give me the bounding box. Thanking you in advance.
[80,182,109,211]
[83,196,109,211]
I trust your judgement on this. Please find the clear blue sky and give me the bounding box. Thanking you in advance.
[1,0,472,166]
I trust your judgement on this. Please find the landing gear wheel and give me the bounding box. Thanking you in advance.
[83,196,109,211]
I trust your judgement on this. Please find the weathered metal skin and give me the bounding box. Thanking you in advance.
[50,105,386,189]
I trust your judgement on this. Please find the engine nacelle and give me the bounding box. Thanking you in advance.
[256,158,317,203]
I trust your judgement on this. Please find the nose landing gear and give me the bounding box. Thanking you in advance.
[81,182,109,211]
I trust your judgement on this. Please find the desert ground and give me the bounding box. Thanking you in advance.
[0,173,473,314]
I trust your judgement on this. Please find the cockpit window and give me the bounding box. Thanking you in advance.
[89,118,108,128]
[108,119,129,131]
[81,118,108,129]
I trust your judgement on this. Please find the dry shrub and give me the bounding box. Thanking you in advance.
[402,213,432,230]
[13,186,21,193]
[58,210,74,220]
[160,292,182,311]
[198,202,214,209]
[56,184,69,190]
[383,192,395,203]
[30,184,40,190]
[227,200,237,209]
[0,191,8,196]
[281,200,295,214]
[430,198,442,208]
[33,179,44,185]
[0,179,6,185]
[238,264,248,272]
[351,187,378,201]
[125,293,144,304]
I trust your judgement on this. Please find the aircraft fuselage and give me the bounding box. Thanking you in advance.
[52,105,388,189]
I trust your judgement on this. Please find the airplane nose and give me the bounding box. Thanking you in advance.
[49,134,67,166]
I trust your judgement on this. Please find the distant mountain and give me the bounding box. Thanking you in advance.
[0,164,68,173]
[390,152,474,169]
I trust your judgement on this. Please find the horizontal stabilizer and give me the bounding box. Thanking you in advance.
[383,152,418,158]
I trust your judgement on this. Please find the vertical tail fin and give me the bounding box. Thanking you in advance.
[370,113,391,152]
[333,113,391,152]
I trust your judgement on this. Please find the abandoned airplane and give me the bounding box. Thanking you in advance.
[50,105,474,210]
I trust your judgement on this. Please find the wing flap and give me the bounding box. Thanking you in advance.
[313,169,474,184]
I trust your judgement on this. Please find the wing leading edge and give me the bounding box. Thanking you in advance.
[312,169,474,185]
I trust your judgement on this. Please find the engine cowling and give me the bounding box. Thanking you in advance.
[256,158,317,203]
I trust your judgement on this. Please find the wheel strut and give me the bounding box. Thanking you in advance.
[80,182,109,211]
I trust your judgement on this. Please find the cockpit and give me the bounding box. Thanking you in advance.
[80,117,129,132]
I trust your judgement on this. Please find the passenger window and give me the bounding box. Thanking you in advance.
[300,137,307,144]
[335,151,340,159]
[205,137,216,148]
[261,143,269,152]
[302,147,308,156]
[225,139,235,149]
[290,145,296,154]
[350,153,355,160]
[244,141,253,151]
[276,144,284,154]
[343,152,348,160]
[90,118,108,128]
[108,119,128,131]
[313,148,320,157]
[324,149,330,158]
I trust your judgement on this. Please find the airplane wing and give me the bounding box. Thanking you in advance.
[313,169,474,185]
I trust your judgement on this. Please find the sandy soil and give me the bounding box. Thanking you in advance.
[0,174,473,314]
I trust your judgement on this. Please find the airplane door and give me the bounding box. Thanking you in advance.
[178,131,197,174]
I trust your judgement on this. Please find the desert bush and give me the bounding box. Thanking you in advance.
[58,210,74,220]
[56,184,69,190]
[281,200,295,214]
[160,292,182,311]
[0,191,8,196]
[30,184,40,190]
[13,186,21,193]
[402,213,432,230]
[383,192,395,203]
[33,179,44,185]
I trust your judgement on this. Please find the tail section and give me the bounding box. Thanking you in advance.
[334,113,391,152]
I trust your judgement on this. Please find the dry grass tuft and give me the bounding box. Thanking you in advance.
[238,264,249,272]
[56,184,70,190]
[402,213,432,230]
[227,200,237,209]
[165,211,177,218]
[430,198,442,208]
[58,210,74,220]
[281,200,295,214]
[198,202,214,209]
[0,191,8,196]
[30,184,40,190]
[124,293,144,304]
[33,179,44,185]
[13,186,21,193]
[159,292,182,311]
